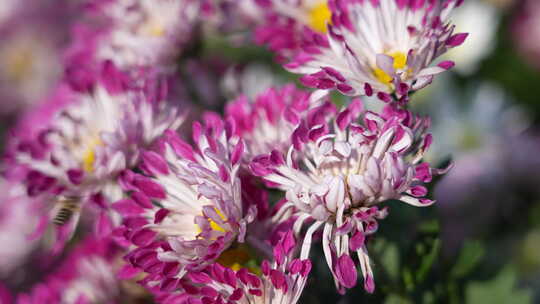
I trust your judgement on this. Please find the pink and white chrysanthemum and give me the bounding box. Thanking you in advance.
[14,238,132,304]
[158,231,311,304]
[119,115,255,288]
[68,0,200,72]
[286,0,468,100]
[226,84,333,162]
[14,63,183,238]
[254,0,332,56]
[252,101,447,293]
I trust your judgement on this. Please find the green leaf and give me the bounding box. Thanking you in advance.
[465,266,533,304]
[415,238,440,283]
[381,242,400,281]
[451,240,485,279]
[385,294,412,304]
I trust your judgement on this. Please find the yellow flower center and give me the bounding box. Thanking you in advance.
[309,1,332,33]
[140,19,166,37]
[82,137,102,173]
[217,243,261,275]
[209,207,227,233]
[5,47,33,83]
[373,51,408,85]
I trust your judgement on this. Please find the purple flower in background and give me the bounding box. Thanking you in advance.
[252,101,445,293]
[0,0,76,117]
[512,0,540,70]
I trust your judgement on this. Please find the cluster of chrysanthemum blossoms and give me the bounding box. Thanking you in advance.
[1,0,467,303]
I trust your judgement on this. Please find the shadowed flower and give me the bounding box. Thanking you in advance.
[157,231,311,304]
[285,0,467,100]
[252,101,446,293]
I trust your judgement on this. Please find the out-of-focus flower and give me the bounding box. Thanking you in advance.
[66,0,200,73]
[13,237,146,304]
[425,81,530,162]
[284,0,467,100]
[0,0,74,117]
[0,182,40,277]
[428,82,538,254]
[252,101,444,293]
[513,0,540,70]
[442,0,500,75]
[253,0,332,56]
[12,62,184,244]
[222,64,283,100]
[120,114,256,289]
[226,84,332,163]
[160,231,311,304]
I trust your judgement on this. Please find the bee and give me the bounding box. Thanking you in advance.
[52,196,80,226]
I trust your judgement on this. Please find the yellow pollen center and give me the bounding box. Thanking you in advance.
[82,137,102,173]
[140,19,166,37]
[5,48,33,82]
[309,2,332,33]
[373,51,408,85]
[216,244,261,275]
[209,208,227,233]
[196,207,228,234]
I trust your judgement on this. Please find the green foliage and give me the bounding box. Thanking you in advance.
[451,241,485,279]
[465,267,533,304]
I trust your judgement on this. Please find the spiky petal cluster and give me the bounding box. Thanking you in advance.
[252,101,444,293]
[226,85,332,163]
[285,0,468,100]
[120,114,254,289]
[13,62,183,238]
[159,231,311,304]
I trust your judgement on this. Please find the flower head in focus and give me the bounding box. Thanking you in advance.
[285,0,468,100]
[120,114,256,290]
[252,101,446,293]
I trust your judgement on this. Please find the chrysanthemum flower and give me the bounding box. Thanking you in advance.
[157,231,311,304]
[285,0,468,100]
[67,0,200,72]
[252,101,447,293]
[119,114,255,288]
[254,0,333,56]
[13,237,146,304]
[226,84,333,163]
[13,62,183,241]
